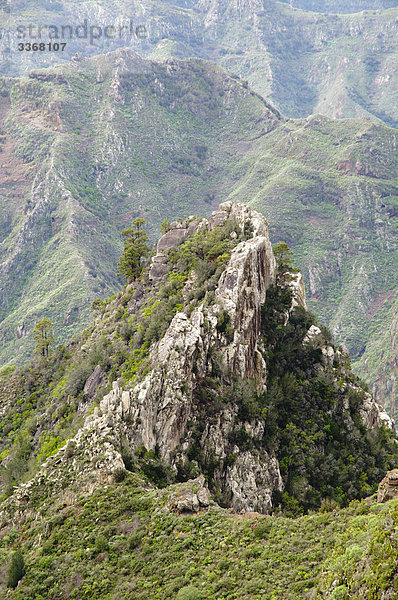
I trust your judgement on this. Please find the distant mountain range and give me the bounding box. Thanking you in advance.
[279,0,398,12]
[1,0,398,126]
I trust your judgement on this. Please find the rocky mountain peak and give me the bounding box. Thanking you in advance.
[0,203,395,520]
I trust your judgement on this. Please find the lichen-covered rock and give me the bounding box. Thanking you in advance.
[225,452,282,514]
[290,272,307,309]
[377,470,398,503]
[303,325,322,343]
[117,203,280,510]
[167,476,211,513]
[88,203,278,512]
[360,391,395,432]
[215,233,275,380]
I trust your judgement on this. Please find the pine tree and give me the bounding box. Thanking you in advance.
[33,318,54,358]
[273,242,299,286]
[117,218,150,282]
[160,218,171,234]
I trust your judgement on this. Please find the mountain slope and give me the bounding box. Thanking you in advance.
[0,52,281,365]
[279,0,398,12]
[1,473,398,599]
[1,0,398,126]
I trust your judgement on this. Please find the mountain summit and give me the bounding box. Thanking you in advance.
[1,202,395,518]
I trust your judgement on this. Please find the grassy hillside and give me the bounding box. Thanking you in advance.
[1,0,397,126]
[1,472,398,599]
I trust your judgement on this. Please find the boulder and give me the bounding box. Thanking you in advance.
[377,470,398,503]
[83,365,104,399]
[167,476,211,513]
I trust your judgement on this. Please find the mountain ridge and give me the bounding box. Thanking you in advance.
[1,202,395,509]
[1,0,397,126]
[0,49,396,414]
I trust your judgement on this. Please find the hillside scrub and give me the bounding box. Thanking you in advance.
[0,473,398,599]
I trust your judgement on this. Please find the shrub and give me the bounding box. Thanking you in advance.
[91,298,105,314]
[320,498,340,513]
[253,520,272,539]
[64,361,93,397]
[95,534,109,553]
[113,467,126,483]
[128,531,145,550]
[0,365,16,378]
[7,550,25,589]
[216,310,234,342]
[176,585,204,600]
[330,586,349,599]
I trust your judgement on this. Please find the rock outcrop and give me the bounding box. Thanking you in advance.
[377,470,398,503]
[107,202,282,512]
[166,476,211,513]
[1,202,395,519]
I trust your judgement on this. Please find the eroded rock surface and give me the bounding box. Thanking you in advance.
[166,476,211,513]
[377,470,398,503]
[110,202,281,511]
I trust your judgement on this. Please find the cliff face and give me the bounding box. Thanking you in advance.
[1,203,394,519]
[92,202,283,513]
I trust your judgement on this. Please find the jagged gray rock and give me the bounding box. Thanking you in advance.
[53,202,282,513]
[116,202,282,511]
[167,476,211,513]
[360,391,395,432]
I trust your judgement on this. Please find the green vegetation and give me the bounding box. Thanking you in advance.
[33,318,54,358]
[0,335,113,499]
[168,217,245,285]
[273,242,299,285]
[261,284,397,512]
[6,550,25,590]
[0,53,280,370]
[0,211,397,598]
[0,215,247,497]
[174,246,398,512]
[120,217,246,383]
[117,218,151,282]
[254,248,398,511]
[0,472,397,599]
[0,51,396,414]
[0,210,395,512]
